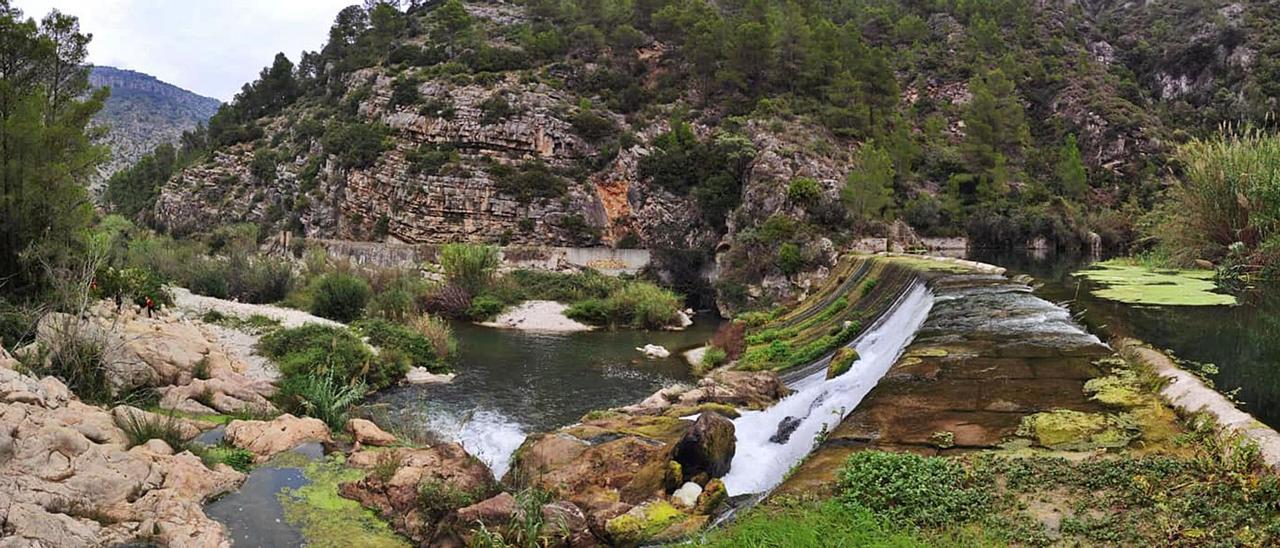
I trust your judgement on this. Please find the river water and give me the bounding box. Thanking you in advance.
[367,318,720,476]
[975,250,1280,431]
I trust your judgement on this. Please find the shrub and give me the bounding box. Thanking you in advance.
[321,122,388,170]
[439,243,500,295]
[479,95,520,125]
[232,257,295,304]
[406,144,459,176]
[566,281,681,329]
[418,478,483,520]
[250,149,278,182]
[258,324,373,383]
[187,261,230,299]
[33,328,112,403]
[777,243,806,275]
[422,282,472,319]
[352,318,447,371]
[701,346,728,370]
[0,300,34,349]
[466,294,504,320]
[367,287,418,322]
[491,161,568,202]
[836,451,991,528]
[308,273,371,322]
[564,297,609,325]
[410,315,457,363]
[571,110,617,141]
[276,370,367,430]
[787,177,822,205]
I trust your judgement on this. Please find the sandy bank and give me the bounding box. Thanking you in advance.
[480,300,595,333]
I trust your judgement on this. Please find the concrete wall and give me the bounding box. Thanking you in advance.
[307,239,651,275]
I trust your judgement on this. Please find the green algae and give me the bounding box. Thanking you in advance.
[881,255,979,273]
[1084,371,1148,408]
[930,431,956,449]
[1016,409,1139,451]
[277,455,410,548]
[605,500,688,545]
[1074,261,1236,306]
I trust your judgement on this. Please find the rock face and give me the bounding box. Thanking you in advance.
[338,444,498,544]
[224,414,333,461]
[0,367,243,547]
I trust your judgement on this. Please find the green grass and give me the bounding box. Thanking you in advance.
[691,500,927,547]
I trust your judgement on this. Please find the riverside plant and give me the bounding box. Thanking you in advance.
[279,370,367,431]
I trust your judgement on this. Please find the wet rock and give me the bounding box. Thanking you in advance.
[345,418,397,447]
[224,414,333,461]
[603,501,688,547]
[405,367,456,385]
[694,479,726,514]
[674,412,736,479]
[769,416,802,444]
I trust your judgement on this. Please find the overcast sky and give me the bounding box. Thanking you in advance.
[14,0,357,101]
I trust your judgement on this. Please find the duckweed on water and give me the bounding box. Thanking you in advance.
[1074,261,1236,306]
[277,455,410,548]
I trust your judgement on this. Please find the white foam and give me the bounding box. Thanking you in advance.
[721,283,934,496]
[420,408,527,478]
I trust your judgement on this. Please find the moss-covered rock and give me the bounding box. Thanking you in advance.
[694,478,727,514]
[662,402,741,419]
[1084,371,1147,408]
[604,500,688,546]
[826,347,860,379]
[1016,409,1139,451]
[673,412,736,479]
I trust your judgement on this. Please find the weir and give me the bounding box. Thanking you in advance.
[722,281,934,495]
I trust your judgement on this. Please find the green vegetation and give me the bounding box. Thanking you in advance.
[352,318,451,372]
[694,499,925,548]
[277,370,367,430]
[279,455,411,548]
[114,410,189,452]
[1075,260,1236,307]
[639,122,755,229]
[196,443,255,473]
[1147,128,1280,278]
[439,243,500,295]
[308,273,373,322]
[565,281,681,330]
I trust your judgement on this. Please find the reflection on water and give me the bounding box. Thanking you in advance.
[974,250,1280,430]
[367,318,721,475]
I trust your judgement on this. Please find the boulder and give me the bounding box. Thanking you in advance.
[405,367,456,385]
[637,344,670,359]
[539,500,595,547]
[224,414,332,461]
[826,347,859,379]
[340,444,497,544]
[345,418,397,447]
[455,492,518,527]
[604,501,688,546]
[673,412,736,479]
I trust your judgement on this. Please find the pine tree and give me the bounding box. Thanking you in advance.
[1055,134,1088,198]
[843,141,896,223]
[961,68,1029,194]
[0,2,105,289]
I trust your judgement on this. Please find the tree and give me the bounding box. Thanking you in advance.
[961,68,1028,193]
[843,141,895,223]
[0,2,106,290]
[1055,134,1088,198]
[105,144,176,218]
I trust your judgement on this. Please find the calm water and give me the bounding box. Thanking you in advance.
[975,250,1280,430]
[367,317,721,475]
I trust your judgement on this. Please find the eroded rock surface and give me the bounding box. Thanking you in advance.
[224,414,332,461]
[0,367,243,547]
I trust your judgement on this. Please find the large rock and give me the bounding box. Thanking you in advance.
[340,444,497,544]
[345,418,397,447]
[673,412,736,479]
[0,369,244,547]
[224,414,332,461]
[454,492,517,528]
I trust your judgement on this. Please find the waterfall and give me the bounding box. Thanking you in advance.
[415,407,528,478]
[721,282,934,496]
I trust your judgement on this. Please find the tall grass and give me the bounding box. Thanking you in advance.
[439,243,500,295]
[1154,126,1280,267]
[565,280,681,329]
[276,370,367,430]
[410,315,457,363]
[114,409,189,451]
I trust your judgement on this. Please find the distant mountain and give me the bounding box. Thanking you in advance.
[89,66,220,183]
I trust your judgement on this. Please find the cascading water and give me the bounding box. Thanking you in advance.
[721,282,934,496]
[413,407,528,478]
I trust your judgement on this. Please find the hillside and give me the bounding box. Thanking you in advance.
[109,0,1279,313]
[89,66,220,182]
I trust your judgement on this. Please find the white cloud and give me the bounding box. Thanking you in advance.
[13,0,356,101]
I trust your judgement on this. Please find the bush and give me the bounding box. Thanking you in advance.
[232,257,295,304]
[836,451,991,528]
[308,273,372,322]
[701,346,728,370]
[410,315,457,363]
[321,122,388,170]
[777,243,806,275]
[0,300,34,350]
[491,161,568,202]
[352,318,449,372]
[258,324,373,382]
[566,281,681,329]
[422,282,472,319]
[466,294,504,320]
[32,328,112,403]
[439,243,500,295]
[197,444,255,473]
[276,370,367,430]
[787,177,822,205]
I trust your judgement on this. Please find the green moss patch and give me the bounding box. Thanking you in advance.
[826,347,859,379]
[605,500,688,545]
[1016,409,1139,451]
[278,455,410,548]
[1074,261,1236,306]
